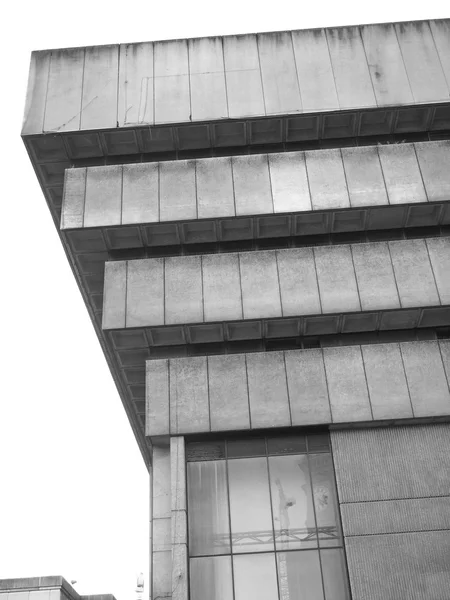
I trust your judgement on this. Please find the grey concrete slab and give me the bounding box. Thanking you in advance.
[171,436,186,512]
[223,34,265,118]
[153,517,171,552]
[268,152,311,213]
[352,242,400,310]
[239,251,282,319]
[232,155,273,216]
[346,531,450,600]
[171,544,188,600]
[81,45,118,130]
[361,23,413,106]
[285,349,331,425]
[146,360,169,437]
[277,248,321,316]
[324,346,372,422]
[246,352,291,428]
[342,147,388,207]
[361,343,412,420]
[189,37,228,121]
[440,340,450,386]
[84,165,122,227]
[126,259,164,327]
[170,358,209,434]
[306,149,350,210]
[396,21,449,102]
[171,510,187,546]
[326,27,376,108]
[118,42,154,126]
[102,261,127,329]
[415,141,450,202]
[160,160,196,222]
[152,551,171,599]
[154,40,190,124]
[257,32,302,115]
[208,354,250,431]
[430,20,450,90]
[122,163,159,224]
[22,50,50,134]
[426,237,450,303]
[389,240,440,308]
[314,246,360,313]
[196,157,235,219]
[61,168,86,229]
[152,443,171,518]
[331,424,450,502]
[400,341,450,417]
[165,256,203,325]
[378,144,427,204]
[44,48,84,132]
[202,254,242,322]
[292,29,339,112]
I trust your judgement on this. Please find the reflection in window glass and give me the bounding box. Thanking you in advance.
[309,454,341,547]
[277,551,324,600]
[233,553,279,600]
[227,438,266,458]
[190,556,234,600]
[187,461,230,555]
[269,455,316,550]
[228,457,274,553]
[321,549,351,600]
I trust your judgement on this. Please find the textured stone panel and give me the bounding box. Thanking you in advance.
[277,248,321,316]
[84,165,122,227]
[160,160,196,221]
[154,40,190,124]
[346,531,450,600]
[165,256,203,325]
[430,20,450,91]
[306,149,350,210]
[378,144,427,204]
[426,237,450,304]
[153,444,171,519]
[208,355,250,431]
[400,341,450,417]
[268,152,311,213]
[232,155,273,216]
[126,259,164,327]
[196,157,235,219]
[122,163,159,224]
[61,168,86,229]
[361,344,412,420]
[118,42,154,127]
[342,146,388,207]
[415,141,450,202]
[314,246,360,313]
[239,251,281,319]
[169,358,209,434]
[352,242,400,310]
[102,261,127,329]
[341,497,450,536]
[331,424,450,502]
[152,550,172,599]
[202,254,242,322]
[81,45,119,130]
[146,359,169,437]
[188,37,227,121]
[171,436,186,512]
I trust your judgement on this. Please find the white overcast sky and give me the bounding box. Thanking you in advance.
[0,1,447,599]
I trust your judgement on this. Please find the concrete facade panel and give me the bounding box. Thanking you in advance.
[202,253,242,322]
[146,359,169,436]
[126,259,164,327]
[223,35,265,118]
[378,144,427,204]
[165,256,203,325]
[306,149,350,210]
[341,146,388,207]
[81,45,118,130]
[172,544,188,600]
[246,352,291,428]
[102,261,126,329]
[208,354,250,431]
[44,48,84,132]
[232,155,273,216]
[160,160,196,222]
[415,141,450,202]
[169,358,209,434]
[351,242,400,310]
[361,23,414,106]
[440,340,450,384]
[361,343,412,420]
[152,443,171,519]
[239,251,281,319]
[154,41,190,124]
[170,436,186,512]
[189,38,227,121]
[389,239,440,308]
[292,29,339,112]
[152,551,171,599]
[285,349,331,425]
[430,20,450,89]
[314,245,360,313]
[426,237,450,303]
[268,152,311,213]
[118,42,154,126]
[326,27,376,108]
[22,50,50,134]
[395,21,449,102]
[196,157,235,219]
[84,165,122,227]
[346,531,450,600]
[61,168,86,229]
[122,162,159,224]
[323,346,372,422]
[331,424,450,502]
[400,341,450,417]
[277,248,321,316]
[257,32,302,115]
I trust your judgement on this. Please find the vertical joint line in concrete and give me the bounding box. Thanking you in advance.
[289,30,303,110]
[324,29,340,109]
[124,260,129,328]
[398,343,415,417]
[359,345,374,421]
[206,356,212,433]
[282,351,293,426]
[79,48,87,130]
[339,147,352,209]
[42,50,52,133]
[359,26,378,106]
[322,349,335,423]
[424,239,443,305]
[200,255,205,323]
[266,153,276,214]
[255,34,267,115]
[349,244,363,312]
[119,165,124,225]
[230,156,238,217]
[186,40,193,121]
[274,250,284,318]
[115,45,120,128]
[437,340,450,395]
[412,143,429,202]
[376,146,391,205]
[221,37,230,119]
[244,354,252,429]
[428,22,450,95]
[393,24,416,103]
[152,42,156,125]
[312,247,324,314]
[237,253,244,320]
[386,241,403,309]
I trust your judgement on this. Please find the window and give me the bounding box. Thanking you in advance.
[187,433,350,600]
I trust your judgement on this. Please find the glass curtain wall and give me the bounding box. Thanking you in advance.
[187,433,350,600]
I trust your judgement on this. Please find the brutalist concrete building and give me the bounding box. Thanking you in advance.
[19,18,450,600]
